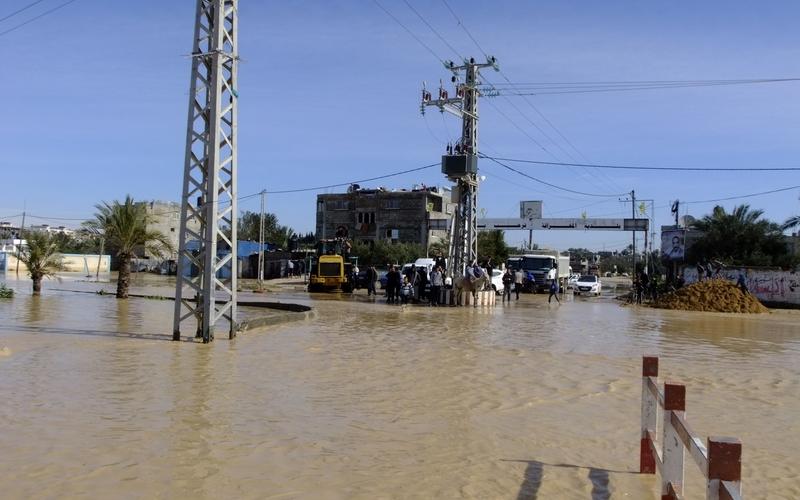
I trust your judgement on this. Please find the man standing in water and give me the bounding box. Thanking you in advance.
[548,278,560,304]
[366,266,378,297]
[502,268,514,303]
[429,266,443,306]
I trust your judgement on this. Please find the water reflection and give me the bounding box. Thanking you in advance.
[0,281,798,497]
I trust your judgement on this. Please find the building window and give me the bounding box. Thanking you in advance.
[329,200,350,210]
[357,212,376,224]
[384,199,400,209]
[385,228,399,240]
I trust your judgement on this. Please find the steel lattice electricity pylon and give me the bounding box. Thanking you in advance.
[421,56,498,278]
[173,0,239,343]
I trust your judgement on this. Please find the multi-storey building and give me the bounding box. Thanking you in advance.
[316,185,454,249]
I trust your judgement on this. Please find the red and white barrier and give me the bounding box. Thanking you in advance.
[640,356,743,500]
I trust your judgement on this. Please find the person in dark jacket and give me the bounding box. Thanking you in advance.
[737,272,749,294]
[548,278,560,304]
[386,266,400,304]
[502,268,514,303]
[434,253,447,273]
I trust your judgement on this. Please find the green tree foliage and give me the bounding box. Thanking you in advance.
[238,211,296,249]
[351,241,425,267]
[567,247,594,261]
[51,231,102,254]
[297,232,316,247]
[16,231,65,295]
[782,215,800,232]
[85,196,173,299]
[427,240,448,258]
[689,204,796,267]
[477,230,509,264]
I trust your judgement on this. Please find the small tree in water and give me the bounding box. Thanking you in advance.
[16,231,65,295]
[85,196,173,299]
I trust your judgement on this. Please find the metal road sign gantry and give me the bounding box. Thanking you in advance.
[173,0,239,343]
[421,56,498,278]
[477,217,649,232]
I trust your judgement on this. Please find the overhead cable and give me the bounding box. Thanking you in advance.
[480,154,628,198]
[435,0,627,193]
[485,155,800,172]
[401,0,463,60]
[492,79,800,96]
[371,0,443,64]
[685,185,800,204]
[21,162,441,222]
[0,0,47,23]
[0,0,79,38]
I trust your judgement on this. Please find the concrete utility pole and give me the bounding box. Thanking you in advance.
[421,56,498,278]
[173,0,239,343]
[631,190,636,275]
[14,209,25,277]
[258,190,266,287]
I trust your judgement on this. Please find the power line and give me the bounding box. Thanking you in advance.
[19,162,441,222]
[486,78,800,88]
[371,0,443,64]
[434,0,627,194]
[401,0,463,60]
[485,155,800,172]
[439,0,488,59]
[493,79,800,96]
[0,0,47,23]
[263,162,438,194]
[0,0,79,38]
[685,185,800,204]
[480,154,627,198]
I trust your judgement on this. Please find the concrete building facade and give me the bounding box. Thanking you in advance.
[141,200,201,259]
[316,185,454,249]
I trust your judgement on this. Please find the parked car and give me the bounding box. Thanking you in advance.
[574,275,602,296]
[490,269,505,295]
[567,274,580,290]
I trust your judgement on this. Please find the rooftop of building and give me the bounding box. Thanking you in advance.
[318,183,450,197]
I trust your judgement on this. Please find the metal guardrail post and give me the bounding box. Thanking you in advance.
[662,383,686,498]
[640,356,659,473]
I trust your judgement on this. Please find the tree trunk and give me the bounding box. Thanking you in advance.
[117,254,131,299]
[32,275,42,295]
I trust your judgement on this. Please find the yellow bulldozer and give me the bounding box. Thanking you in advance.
[307,238,354,293]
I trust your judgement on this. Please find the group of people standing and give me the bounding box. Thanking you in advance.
[500,267,526,303]
[382,264,447,306]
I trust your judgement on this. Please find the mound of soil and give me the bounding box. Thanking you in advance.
[654,278,768,313]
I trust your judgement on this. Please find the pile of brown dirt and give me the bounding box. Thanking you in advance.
[654,278,769,313]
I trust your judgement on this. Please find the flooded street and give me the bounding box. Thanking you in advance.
[1,276,799,499]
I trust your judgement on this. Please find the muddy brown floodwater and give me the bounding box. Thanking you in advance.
[1,275,799,499]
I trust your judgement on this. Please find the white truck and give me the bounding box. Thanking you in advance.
[506,250,571,293]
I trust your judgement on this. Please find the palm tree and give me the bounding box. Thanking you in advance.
[690,204,787,266]
[17,231,65,295]
[782,215,800,232]
[84,196,173,299]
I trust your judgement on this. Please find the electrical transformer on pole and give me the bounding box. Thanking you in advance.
[173,0,239,343]
[421,56,498,278]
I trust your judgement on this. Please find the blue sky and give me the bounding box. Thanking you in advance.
[2,0,799,251]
